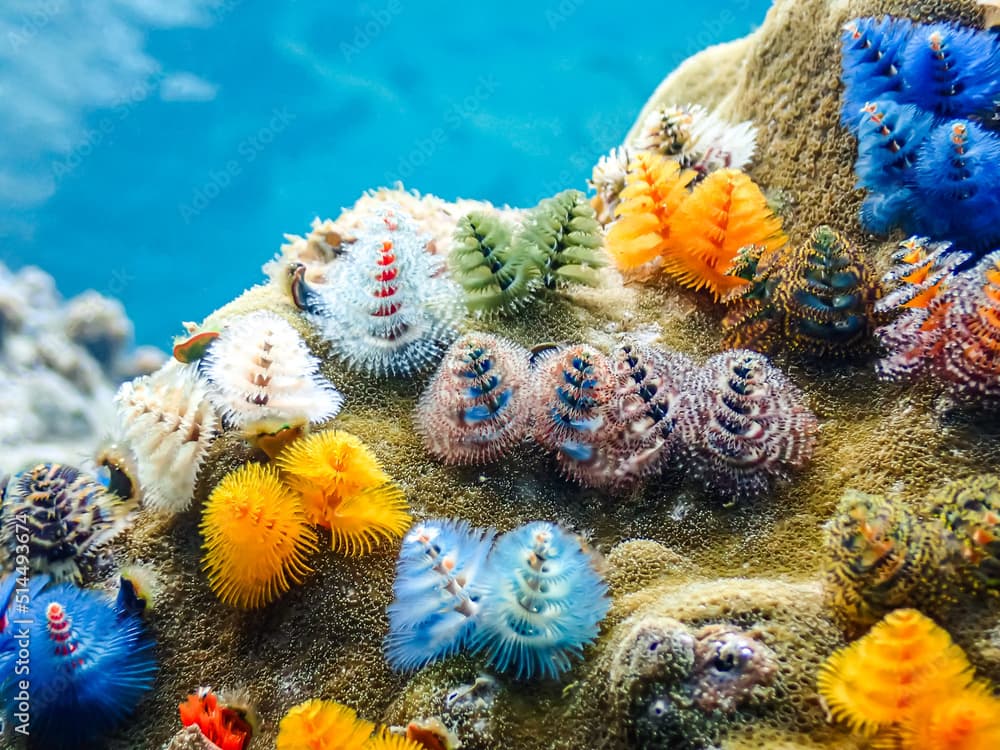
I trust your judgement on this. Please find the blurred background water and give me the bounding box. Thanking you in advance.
[0,0,770,348]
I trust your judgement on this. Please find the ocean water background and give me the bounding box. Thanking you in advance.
[0,0,770,348]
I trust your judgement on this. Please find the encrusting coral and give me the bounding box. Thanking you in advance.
[200,462,318,608]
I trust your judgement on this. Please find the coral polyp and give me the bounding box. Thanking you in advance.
[679,350,817,497]
[416,333,532,465]
[0,462,134,583]
[276,430,411,554]
[114,361,221,513]
[299,208,462,378]
[689,624,778,714]
[276,699,376,750]
[530,344,615,487]
[200,462,317,608]
[448,211,539,316]
[385,518,494,672]
[817,608,974,736]
[662,168,786,300]
[471,521,609,680]
[605,152,695,271]
[0,575,157,749]
[202,310,344,431]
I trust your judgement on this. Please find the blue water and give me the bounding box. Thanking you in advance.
[0,1,770,348]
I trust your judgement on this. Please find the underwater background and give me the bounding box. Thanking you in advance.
[0,0,769,348]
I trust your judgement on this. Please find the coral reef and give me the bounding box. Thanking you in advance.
[0,262,163,475]
[64,2,1000,748]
